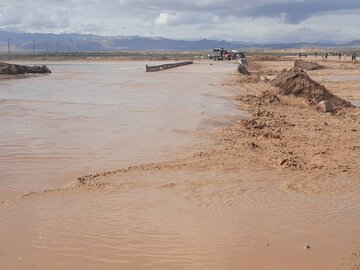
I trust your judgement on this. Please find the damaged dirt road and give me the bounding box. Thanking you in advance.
[0,59,359,270]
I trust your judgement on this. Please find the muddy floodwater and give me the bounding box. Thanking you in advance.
[0,61,239,195]
[0,60,359,270]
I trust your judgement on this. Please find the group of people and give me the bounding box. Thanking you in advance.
[300,51,357,61]
[298,52,308,58]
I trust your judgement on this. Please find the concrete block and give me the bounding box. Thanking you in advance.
[317,100,334,113]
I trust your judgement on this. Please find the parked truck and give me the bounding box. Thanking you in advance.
[209,48,246,61]
[209,48,226,61]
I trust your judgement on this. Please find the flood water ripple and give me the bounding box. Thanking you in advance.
[0,61,239,193]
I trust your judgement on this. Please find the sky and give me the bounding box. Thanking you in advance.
[0,0,359,43]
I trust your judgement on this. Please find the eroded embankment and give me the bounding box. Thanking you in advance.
[4,62,359,203]
[231,60,359,187]
[48,108,358,198]
[228,61,360,199]
[0,62,51,74]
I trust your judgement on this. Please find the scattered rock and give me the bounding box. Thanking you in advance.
[304,243,311,250]
[162,183,176,188]
[250,142,260,149]
[21,191,35,197]
[193,151,211,158]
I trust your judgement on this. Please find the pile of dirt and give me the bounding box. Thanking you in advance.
[273,68,354,110]
[0,62,51,75]
[232,86,360,172]
[233,75,260,84]
[237,64,251,75]
[294,60,325,70]
[239,90,282,106]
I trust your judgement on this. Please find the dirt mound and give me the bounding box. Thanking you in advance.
[234,75,260,84]
[294,60,324,70]
[237,64,251,75]
[0,62,51,75]
[239,91,282,106]
[273,68,353,110]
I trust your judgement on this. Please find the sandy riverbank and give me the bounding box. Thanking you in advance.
[0,58,359,269]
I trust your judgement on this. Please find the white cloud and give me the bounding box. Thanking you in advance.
[155,12,177,26]
[0,0,359,42]
[154,11,214,26]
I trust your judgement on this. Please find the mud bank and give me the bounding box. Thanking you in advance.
[0,62,51,75]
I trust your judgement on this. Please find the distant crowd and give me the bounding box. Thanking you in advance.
[298,51,357,61]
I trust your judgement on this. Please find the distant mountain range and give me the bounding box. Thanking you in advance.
[0,31,359,52]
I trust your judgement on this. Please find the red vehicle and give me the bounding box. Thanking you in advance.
[209,48,226,60]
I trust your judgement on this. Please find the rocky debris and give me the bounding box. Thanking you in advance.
[294,60,325,70]
[21,191,35,197]
[316,100,334,113]
[0,62,51,75]
[273,68,354,110]
[237,64,251,75]
[25,65,51,74]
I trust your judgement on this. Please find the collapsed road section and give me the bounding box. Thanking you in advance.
[145,61,193,72]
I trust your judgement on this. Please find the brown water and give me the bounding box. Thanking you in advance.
[0,61,239,194]
[1,61,359,270]
[1,168,359,270]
